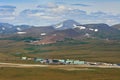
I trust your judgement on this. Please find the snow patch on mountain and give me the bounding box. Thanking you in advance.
[17,32,26,34]
[73,24,86,30]
[94,29,98,32]
[89,28,94,31]
[2,27,5,30]
[55,23,63,29]
[16,27,22,31]
[88,28,99,32]
[40,33,46,36]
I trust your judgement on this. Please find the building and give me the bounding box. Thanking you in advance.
[73,60,85,65]
[66,59,74,64]
[21,57,27,60]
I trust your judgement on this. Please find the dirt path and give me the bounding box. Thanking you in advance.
[0,62,48,68]
[0,62,120,69]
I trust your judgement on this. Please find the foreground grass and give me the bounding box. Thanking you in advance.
[0,67,120,80]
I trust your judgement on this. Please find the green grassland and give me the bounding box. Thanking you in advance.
[0,39,120,63]
[0,67,120,80]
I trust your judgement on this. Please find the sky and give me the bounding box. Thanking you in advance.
[0,0,120,26]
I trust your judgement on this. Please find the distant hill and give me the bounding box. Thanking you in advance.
[33,29,81,44]
[54,20,80,30]
[0,26,55,41]
[112,24,120,30]
[0,23,15,34]
[33,23,120,44]
[80,24,120,39]
[0,23,31,34]
[20,26,55,37]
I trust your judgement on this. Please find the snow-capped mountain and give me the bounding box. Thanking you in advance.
[54,20,80,30]
[0,23,31,34]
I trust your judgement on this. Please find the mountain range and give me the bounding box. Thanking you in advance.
[0,20,120,44]
[0,23,31,34]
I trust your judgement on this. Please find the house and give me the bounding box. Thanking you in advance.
[73,60,85,65]
[66,59,74,64]
[34,58,44,62]
[27,58,33,60]
[49,59,60,64]
[59,59,66,64]
[21,57,27,60]
[53,59,60,63]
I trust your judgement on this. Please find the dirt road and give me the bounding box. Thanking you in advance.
[0,62,120,69]
[0,62,48,68]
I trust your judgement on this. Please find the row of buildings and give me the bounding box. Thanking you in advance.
[35,58,85,65]
[21,57,119,66]
[21,57,85,65]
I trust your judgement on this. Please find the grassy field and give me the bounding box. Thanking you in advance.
[0,39,120,63]
[0,67,120,80]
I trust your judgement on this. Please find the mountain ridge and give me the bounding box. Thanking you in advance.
[0,20,120,44]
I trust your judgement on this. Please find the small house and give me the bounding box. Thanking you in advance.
[51,59,60,64]
[35,58,43,62]
[59,59,65,64]
[66,59,74,64]
[27,58,33,60]
[21,57,27,60]
[73,60,85,65]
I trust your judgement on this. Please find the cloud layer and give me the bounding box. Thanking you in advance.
[0,5,16,20]
[0,2,120,25]
[71,3,90,7]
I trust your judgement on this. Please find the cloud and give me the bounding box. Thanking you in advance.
[55,1,66,5]
[72,3,90,7]
[0,5,16,9]
[0,5,16,21]
[12,3,120,25]
[20,4,69,18]
[0,5,16,13]
[20,9,45,16]
[37,3,58,9]
[91,12,107,17]
[0,16,15,20]
[24,3,88,19]
[37,3,70,14]
[80,11,120,25]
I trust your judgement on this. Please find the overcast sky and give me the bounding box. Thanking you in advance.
[0,0,120,26]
